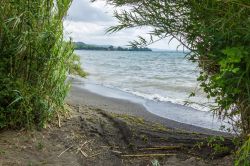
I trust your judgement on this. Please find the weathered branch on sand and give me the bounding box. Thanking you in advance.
[58,145,74,158]
[139,146,182,151]
[121,153,176,157]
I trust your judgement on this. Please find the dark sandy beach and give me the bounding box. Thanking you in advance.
[0,83,234,166]
[67,83,231,137]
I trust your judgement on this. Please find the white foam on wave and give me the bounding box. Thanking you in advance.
[69,76,212,112]
[119,88,211,112]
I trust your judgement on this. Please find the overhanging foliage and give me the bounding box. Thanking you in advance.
[100,0,250,134]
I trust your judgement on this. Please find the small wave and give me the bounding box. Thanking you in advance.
[129,65,142,70]
[122,89,184,105]
[82,79,211,112]
[129,91,177,102]
[120,89,211,112]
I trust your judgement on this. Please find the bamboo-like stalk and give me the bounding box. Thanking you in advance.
[0,0,76,129]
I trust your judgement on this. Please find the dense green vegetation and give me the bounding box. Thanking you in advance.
[0,0,85,129]
[69,53,88,77]
[74,42,152,51]
[100,0,250,165]
[1,0,249,164]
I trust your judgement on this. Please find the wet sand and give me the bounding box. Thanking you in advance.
[67,84,231,136]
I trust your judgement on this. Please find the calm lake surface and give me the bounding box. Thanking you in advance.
[76,50,210,110]
[75,50,228,131]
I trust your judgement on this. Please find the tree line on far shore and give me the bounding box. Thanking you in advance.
[74,42,152,51]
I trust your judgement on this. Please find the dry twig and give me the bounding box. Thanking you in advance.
[139,146,182,151]
[58,145,74,158]
[121,153,176,157]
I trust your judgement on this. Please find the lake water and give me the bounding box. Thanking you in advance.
[76,50,211,110]
[75,50,228,131]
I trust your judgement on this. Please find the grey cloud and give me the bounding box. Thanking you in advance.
[64,0,181,49]
[66,0,113,22]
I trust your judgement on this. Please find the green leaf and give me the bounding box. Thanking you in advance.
[232,68,240,73]
[8,96,23,107]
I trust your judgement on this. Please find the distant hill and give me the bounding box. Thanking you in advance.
[73,42,152,52]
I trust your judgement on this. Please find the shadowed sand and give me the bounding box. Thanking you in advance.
[0,82,233,166]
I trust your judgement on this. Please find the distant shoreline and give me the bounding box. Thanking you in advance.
[74,41,152,51]
[74,48,152,52]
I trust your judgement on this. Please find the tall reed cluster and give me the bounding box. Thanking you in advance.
[0,0,74,129]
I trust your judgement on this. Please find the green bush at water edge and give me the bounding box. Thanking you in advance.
[0,0,85,129]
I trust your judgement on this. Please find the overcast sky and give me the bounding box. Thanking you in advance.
[64,0,181,50]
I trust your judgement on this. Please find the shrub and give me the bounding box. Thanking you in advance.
[235,136,250,166]
[98,0,250,164]
[101,0,250,135]
[0,0,76,129]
